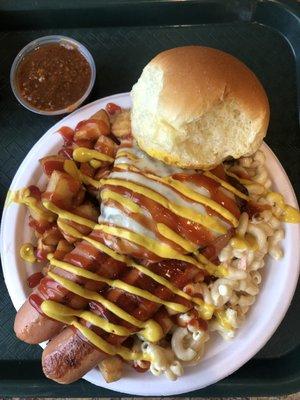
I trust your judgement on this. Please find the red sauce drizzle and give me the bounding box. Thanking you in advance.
[58,147,73,159]
[41,158,65,176]
[201,228,234,263]
[106,102,121,115]
[132,361,150,373]
[27,272,44,288]
[28,216,55,234]
[38,276,69,300]
[29,293,44,312]
[245,202,271,219]
[28,185,42,200]
[102,185,214,247]
[172,170,240,221]
[58,126,74,145]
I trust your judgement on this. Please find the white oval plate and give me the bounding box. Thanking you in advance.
[1,93,299,396]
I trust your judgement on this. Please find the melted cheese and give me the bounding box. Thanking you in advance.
[116,146,183,176]
[146,173,239,227]
[12,135,300,361]
[101,177,226,234]
[100,206,155,240]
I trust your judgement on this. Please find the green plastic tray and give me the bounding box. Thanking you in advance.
[0,0,299,397]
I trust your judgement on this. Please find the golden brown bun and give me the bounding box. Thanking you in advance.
[131,46,270,170]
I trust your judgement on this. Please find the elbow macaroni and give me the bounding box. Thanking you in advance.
[141,150,286,375]
[171,326,209,366]
[208,150,286,339]
[140,341,184,381]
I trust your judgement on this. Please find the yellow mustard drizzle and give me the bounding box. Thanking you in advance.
[156,225,228,277]
[43,200,97,229]
[53,203,225,281]
[116,163,237,227]
[101,178,227,234]
[101,188,141,214]
[194,252,228,277]
[89,159,102,169]
[63,159,80,180]
[224,172,300,224]
[63,160,102,188]
[11,188,55,222]
[114,163,138,171]
[73,321,150,361]
[48,199,215,278]
[224,170,255,186]
[73,147,114,163]
[147,173,239,227]
[204,171,249,200]
[97,223,206,270]
[101,176,228,270]
[116,150,138,161]
[41,301,149,361]
[48,256,188,313]
[157,223,197,253]
[42,300,133,336]
[267,192,300,223]
[20,243,36,263]
[56,220,215,319]
[47,270,164,342]
[40,194,226,279]
[97,224,227,278]
[57,219,126,261]
[13,134,300,359]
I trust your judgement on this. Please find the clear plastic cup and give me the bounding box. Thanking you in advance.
[10,35,96,116]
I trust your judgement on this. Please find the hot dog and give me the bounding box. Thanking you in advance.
[14,238,126,344]
[42,260,201,383]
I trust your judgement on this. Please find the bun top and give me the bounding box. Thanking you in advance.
[131,46,270,170]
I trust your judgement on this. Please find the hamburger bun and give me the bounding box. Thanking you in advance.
[131,46,270,170]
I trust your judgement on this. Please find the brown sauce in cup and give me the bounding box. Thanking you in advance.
[16,43,91,112]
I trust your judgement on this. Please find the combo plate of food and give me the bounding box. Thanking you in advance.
[1,46,299,395]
